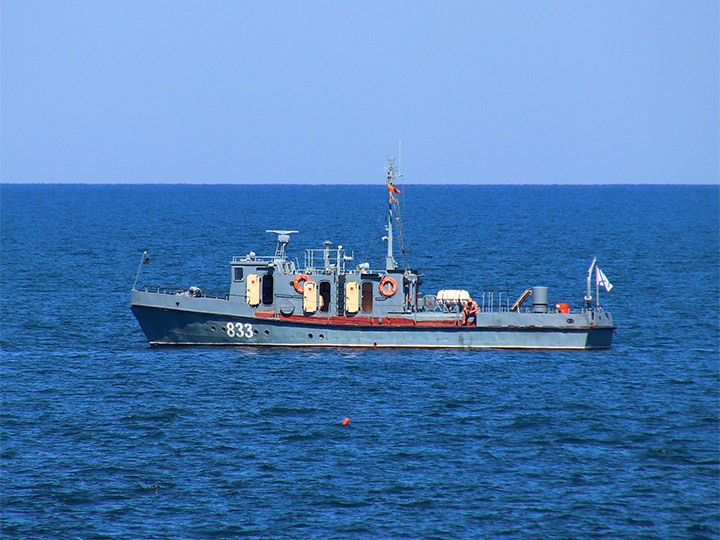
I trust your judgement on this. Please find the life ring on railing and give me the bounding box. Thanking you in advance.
[379,276,398,297]
[294,274,310,293]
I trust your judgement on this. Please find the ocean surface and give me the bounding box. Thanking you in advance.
[1,184,718,539]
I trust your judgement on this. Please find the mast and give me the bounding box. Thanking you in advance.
[398,138,402,174]
[385,157,399,271]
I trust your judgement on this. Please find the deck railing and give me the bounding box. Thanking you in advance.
[135,284,229,300]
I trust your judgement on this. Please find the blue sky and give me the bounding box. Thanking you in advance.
[2,1,717,184]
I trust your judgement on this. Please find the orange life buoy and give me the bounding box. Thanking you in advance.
[294,274,310,293]
[379,276,398,297]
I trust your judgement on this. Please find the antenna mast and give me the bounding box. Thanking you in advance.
[384,154,410,271]
[385,157,399,271]
[398,138,402,174]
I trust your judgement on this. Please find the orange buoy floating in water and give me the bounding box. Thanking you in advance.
[341,417,350,425]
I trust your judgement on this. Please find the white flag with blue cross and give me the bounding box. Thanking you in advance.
[596,267,613,292]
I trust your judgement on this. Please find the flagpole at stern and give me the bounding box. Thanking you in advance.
[585,257,597,308]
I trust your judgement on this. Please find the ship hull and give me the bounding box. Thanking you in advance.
[131,296,614,350]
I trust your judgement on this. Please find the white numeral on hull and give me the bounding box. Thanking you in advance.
[226,322,253,338]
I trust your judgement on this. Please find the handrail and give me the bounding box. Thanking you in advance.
[135,284,229,300]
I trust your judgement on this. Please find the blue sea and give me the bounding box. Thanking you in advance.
[1,184,718,539]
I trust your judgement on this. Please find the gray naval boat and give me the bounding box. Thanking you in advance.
[131,159,615,349]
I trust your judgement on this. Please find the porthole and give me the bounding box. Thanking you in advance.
[308,333,313,339]
[566,318,574,324]
[211,325,217,332]
[319,334,325,341]
[254,329,259,336]
[221,326,227,333]
[264,330,270,336]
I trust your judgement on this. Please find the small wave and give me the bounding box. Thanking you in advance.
[258,406,322,417]
[503,414,551,430]
[281,430,328,443]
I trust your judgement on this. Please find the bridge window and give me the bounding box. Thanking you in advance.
[361,282,373,313]
[261,274,274,305]
[233,267,243,282]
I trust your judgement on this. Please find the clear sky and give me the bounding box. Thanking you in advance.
[2,1,718,184]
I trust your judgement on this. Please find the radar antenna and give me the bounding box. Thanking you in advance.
[266,230,299,259]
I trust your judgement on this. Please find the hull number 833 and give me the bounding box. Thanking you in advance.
[225,322,253,338]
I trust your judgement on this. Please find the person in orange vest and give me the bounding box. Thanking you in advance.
[462,297,479,326]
